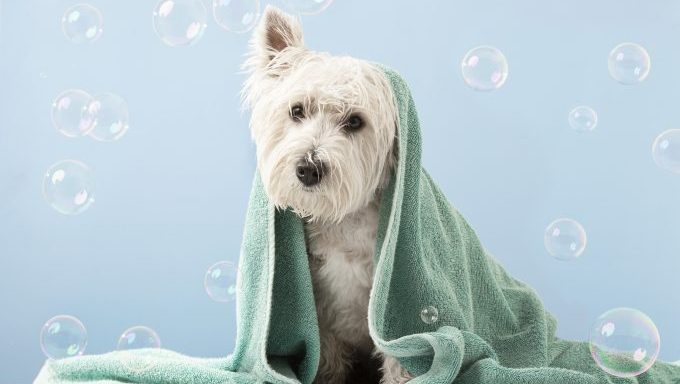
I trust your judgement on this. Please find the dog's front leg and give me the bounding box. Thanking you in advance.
[376,351,413,384]
[313,332,352,384]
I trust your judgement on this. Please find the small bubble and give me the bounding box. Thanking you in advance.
[568,106,598,132]
[544,218,587,261]
[40,315,87,359]
[61,4,103,44]
[153,0,208,47]
[652,129,680,174]
[461,46,508,91]
[43,160,95,215]
[117,326,161,350]
[204,261,238,303]
[213,0,260,33]
[117,326,161,372]
[84,93,130,142]
[608,43,650,85]
[589,308,660,378]
[51,89,95,138]
[420,306,439,325]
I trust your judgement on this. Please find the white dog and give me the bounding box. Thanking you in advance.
[242,6,412,384]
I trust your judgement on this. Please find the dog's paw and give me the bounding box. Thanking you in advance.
[379,355,413,384]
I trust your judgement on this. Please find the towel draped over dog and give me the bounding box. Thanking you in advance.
[34,67,680,384]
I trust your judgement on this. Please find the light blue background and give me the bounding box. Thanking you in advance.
[2,0,680,382]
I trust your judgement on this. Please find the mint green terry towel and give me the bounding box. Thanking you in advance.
[34,67,680,384]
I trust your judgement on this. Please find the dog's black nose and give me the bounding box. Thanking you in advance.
[296,159,325,187]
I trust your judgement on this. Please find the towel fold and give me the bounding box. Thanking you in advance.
[34,66,680,384]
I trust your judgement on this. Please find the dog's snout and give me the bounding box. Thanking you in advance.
[296,159,326,187]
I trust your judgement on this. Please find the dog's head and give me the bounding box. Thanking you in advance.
[242,6,397,223]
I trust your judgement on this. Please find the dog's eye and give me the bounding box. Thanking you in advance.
[344,114,364,132]
[290,105,305,121]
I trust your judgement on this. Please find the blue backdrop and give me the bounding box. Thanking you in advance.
[1,0,680,382]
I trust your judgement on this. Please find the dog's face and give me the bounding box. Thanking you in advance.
[242,7,397,223]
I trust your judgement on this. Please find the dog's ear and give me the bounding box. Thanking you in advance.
[250,5,305,70]
[241,6,304,109]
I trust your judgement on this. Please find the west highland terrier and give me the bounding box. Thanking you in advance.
[242,6,411,384]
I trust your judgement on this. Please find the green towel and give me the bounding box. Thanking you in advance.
[35,66,680,384]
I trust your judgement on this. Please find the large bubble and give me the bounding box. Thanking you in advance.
[652,129,680,174]
[153,0,208,47]
[40,315,87,360]
[608,43,651,85]
[461,46,508,91]
[83,93,130,142]
[51,90,95,138]
[589,308,660,378]
[43,160,95,215]
[213,0,260,33]
[544,218,587,261]
[281,0,333,15]
[61,4,104,44]
[204,261,238,303]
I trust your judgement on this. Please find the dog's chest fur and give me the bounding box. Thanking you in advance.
[305,199,380,350]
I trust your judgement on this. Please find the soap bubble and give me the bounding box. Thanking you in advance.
[82,93,130,142]
[461,46,508,91]
[117,326,161,350]
[544,218,586,261]
[40,315,87,360]
[608,43,650,85]
[652,129,680,174]
[420,306,439,325]
[589,308,660,378]
[204,261,238,303]
[568,106,598,132]
[43,160,95,215]
[117,326,161,372]
[61,4,103,44]
[281,0,333,15]
[51,90,95,138]
[153,0,207,47]
[213,0,260,33]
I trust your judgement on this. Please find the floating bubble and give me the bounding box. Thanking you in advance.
[420,306,439,325]
[40,315,87,360]
[61,4,103,44]
[153,0,207,47]
[652,129,680,174]
[51,90,95,138]
[608,43,650,85]
[83,93,130,142]
[43,160,95,215]
[544,218,587,261]
[590,308,660,378]
[461,46,508,91]
[568,106,598,132]
[204,261,238,303]
[281,0,333,15]
[213,0,260,33]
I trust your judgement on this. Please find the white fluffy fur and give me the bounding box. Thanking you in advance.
[242,6,411,383]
